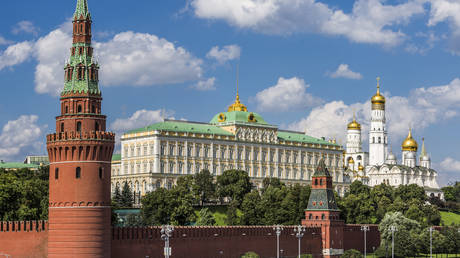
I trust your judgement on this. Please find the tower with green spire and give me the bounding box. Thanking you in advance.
[302,157,344,257]
[46,0,114,257]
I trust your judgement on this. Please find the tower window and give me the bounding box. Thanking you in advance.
[76,167,81,179]
[92,105,95,114]
[76,121,82,132]
[99,168,103,179]
[378,137,381,143]
[95,122,99,131]
[320,179,323,186]
[77,105,82,113]
[309,214,313,220]
[65,106,69,114]
[55,168,59,179]
[60,123,64,133]
[80,24,83,33]
[322,214,325,220]
[315,179,318,186]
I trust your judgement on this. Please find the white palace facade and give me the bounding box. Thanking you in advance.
[344,79,443,198]
[111,93,351,202]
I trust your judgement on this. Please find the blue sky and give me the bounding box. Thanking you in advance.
[0,0,460,186]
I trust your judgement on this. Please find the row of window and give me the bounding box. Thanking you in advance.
[54,167,104,180]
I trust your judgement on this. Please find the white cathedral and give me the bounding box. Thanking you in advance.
[344,79,443,199]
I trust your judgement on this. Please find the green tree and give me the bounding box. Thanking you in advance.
[394,184,426,202]
[259,185,287,225]
[225,200,239,225]
[113,184,122,205]
[196,208,216,226]
[193,170,216,206]
[241,251,259,258]
[217,170,252,206]
[262,177,284,192]
[120,182,134,208]
[441,226,460,254]
[141,188,171,225]
[341,249,363,258]
[378,212,421,257]
[240,190,263,225]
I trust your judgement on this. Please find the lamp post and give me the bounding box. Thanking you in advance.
[161,225,174,258]
[389,225,397,258]
[273,225,283,258]
[294,225,306,258]
[361,225,370,258]
[428,227,434,258]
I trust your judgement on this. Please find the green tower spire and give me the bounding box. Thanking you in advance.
[74,0,90,20]
[62,0,99,95]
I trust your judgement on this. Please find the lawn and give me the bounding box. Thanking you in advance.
[440,211,460,226]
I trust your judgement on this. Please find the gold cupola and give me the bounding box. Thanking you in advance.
[358,164,364,171]
[371,77,386,110]
[402,128,418,152]
[227,93,248,112]
[347,112,361,130]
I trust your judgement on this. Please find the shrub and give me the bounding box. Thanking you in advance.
[241,251,259,258]
[341,249,363,258]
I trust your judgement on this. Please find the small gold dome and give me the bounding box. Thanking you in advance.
[372,77,386,109]
[347,114,361,130]
[402,129,418,152]
[358,165,364,171]
[228,93,248,112]
[348,158,355,164]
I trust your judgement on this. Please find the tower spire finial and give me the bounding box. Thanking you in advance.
[376,76,381,94]
[421,137,427,157]
[236,63,240,101]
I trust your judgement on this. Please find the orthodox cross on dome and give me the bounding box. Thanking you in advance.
[228,64,248,112]
[376,76,380,92]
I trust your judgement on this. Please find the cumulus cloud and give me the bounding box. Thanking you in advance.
[0,36,12,45]
[254,77,323,112]
[191,0,425,47]
[328,64,363,80]
[0,21,205,96]
[0,41,34,71]
[206,45,241,64]
[12,21,39,36]
[192,77,216,91]
[0,115,45,161]
[110,109,175,133]
[428,0,460,54]
[288,78,460,146]
[440,157,460,172]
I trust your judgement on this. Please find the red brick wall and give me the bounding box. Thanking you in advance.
[0,221,48,258]
[343,225,381,254]
[112,226,323,258]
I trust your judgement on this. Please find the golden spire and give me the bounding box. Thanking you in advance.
[228,64,248,112]
[421,137,427,157]
[347,110,361,130]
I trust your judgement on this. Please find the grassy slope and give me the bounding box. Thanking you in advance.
[440,211,460,226]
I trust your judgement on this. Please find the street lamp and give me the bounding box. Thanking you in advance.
[161,225,174,258]
[294,225,306,258]
[389,225,397,258]
[428,227,434,258]
[273,225,283,258]
[361,225,370,258]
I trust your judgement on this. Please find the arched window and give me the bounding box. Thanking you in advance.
[76,122,82,132]
[77,105,82,113]
[65,106,69,113]
[320,179,323,186]
[315,179,318,186]
[80,24,83,33]
[55,168,59,179]
[372,137,375,143]
[95,122,99,131]
[378,137,381,143]
[76,167,81,179]
[92,105,95,114]
[322,214,325,220]
[60,123,64,133]
[309,214,313,220]
[99,167,103,179]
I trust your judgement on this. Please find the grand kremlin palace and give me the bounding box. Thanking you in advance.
[111,93,350,203]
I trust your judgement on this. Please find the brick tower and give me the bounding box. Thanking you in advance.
[302,158,344,257]
[46,0,115,257]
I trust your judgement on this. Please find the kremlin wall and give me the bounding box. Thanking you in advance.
[0,1,385,257]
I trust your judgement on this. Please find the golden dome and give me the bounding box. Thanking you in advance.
[358,165,364,171]
[228,93,248,112]
[402,128,418,152]
[348,158,355,164]
[371,77,386,108]
[347,113,361,130]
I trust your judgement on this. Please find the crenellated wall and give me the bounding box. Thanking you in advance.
[343,225,381,254]
[0,221,48,258]
[111,226,324,258]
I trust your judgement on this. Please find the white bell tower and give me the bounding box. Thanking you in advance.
[369,77,388,166]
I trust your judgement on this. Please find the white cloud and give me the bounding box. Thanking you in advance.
[288,78,460,146]
[0,115,45,161]
[0,20,205,96]
[206,45,241,64]
[191,0,425,47]
[328,64,363,80]
[440,157,460,172]
[192,77,216,91]
[428,0,460,54]
[96,31,203,87]
[254,77,323,112]
[0,41,34,71]
[110,109,175,133]
[0,36,12,45]
[12,21,39,36]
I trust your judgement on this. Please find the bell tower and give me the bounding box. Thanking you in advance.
[46,0,115,257]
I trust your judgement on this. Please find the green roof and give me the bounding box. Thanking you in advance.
[74,0,90,19]
[307,189,339,211]
[277,130,338,146]
[126,120,233,136]
[312,158,332,177]
[210,111,269,126]
[112,154,121,161]
[0,162,39,169]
